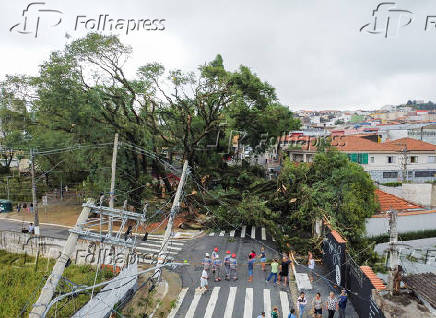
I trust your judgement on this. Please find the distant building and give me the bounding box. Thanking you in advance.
[283,135,436,183]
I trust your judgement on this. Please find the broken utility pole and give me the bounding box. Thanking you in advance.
[29,198,95,318]
[155,160,189,280]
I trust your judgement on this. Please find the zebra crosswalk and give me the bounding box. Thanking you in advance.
[208,226,274,241]
[168,286,292,318]
[133,235,186,264]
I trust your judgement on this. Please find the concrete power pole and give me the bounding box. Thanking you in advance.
[387,209,399,295]
[30,149,40,236]
[155,160,189,280]
[29,198,95,317]
[108,133,119,236]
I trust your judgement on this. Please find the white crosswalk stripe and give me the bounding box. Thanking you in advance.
[241,225,247,238]
[280,291,290,318]
[170,287,292,317]
[224,286,237,318]
[264,289,271,317]
[136,246,177,254]
[168,288,188,318]
[207,226,277,241]
[243,288,253,318]
[137,242,182,251]
[204,287,220,318]
[261,227,267,241]
[185,292,202,318]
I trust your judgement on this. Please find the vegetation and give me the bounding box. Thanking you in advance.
[0,33,379,265]
[0,250,113,317]
[381,182,402,187]
[369,229,436,244]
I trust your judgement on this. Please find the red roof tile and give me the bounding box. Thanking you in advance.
[283,135,436,153]
[375,189,423,213]
[360,266,386,290]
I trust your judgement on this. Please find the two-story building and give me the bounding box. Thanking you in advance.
[283,134,436,183]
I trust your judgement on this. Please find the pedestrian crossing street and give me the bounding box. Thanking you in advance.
[209,225,276,241]
[169,286,291,318]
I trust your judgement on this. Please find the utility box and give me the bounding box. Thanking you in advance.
[0,200,13,213]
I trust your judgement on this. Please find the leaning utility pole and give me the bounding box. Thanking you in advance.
[30,149,40,236]
[155,160,189,280]
[387,209,399,295]
[108,133,119,236]
[29,199,95,318]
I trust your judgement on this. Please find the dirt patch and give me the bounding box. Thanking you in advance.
[121,265,182,318]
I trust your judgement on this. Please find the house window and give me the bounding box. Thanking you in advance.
[410,156,418,163]
[347,153,369,164]
[387,156,395,164]
[415,170,436,178]
[383,171,398,178]
[428,156,436,163]
[370,156,375,163]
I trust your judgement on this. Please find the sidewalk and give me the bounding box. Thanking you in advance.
[293,262,359,318]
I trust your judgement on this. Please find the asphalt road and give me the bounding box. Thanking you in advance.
[0,218,70,238]
[170,227,292,318]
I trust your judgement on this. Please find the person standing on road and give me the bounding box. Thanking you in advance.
[248,254,255,282]
[224,250,231,280]
[288,308,296,318]
[312,292,323,318]
[308,251,315,282]
[326,291,339,318]
[338,289,348,318]
[213,253,222,282]
[259,247,266,271]
[278,255,291,287]
[257,312,265,318]
[200,268,209,291]
[17,203,21,213]
[28,223,34,234]
[230,253,238,280]
[249,249,256,259]
[266,258,279,284]
[297,292,307,318]
[29,203,34,214]
[202,253,212,273]
[211,247,219,274]
[212,247,219,262]
[271,307,279,318]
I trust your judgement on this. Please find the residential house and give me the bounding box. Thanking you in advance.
[284,134,436,183]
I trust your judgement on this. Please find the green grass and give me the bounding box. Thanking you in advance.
[0,250,113,318]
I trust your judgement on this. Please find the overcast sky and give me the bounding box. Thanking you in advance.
[1,0,436,110]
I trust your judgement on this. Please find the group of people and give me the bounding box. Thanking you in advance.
[200,247,239,290]
[297,290,348,318]
[255,290,348,318]
[16,202,34,213]
[200,246,271,291]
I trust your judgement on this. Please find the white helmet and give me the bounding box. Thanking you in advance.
[205,253,210,257]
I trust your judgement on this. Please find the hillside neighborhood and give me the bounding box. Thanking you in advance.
[1,2,436,317]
